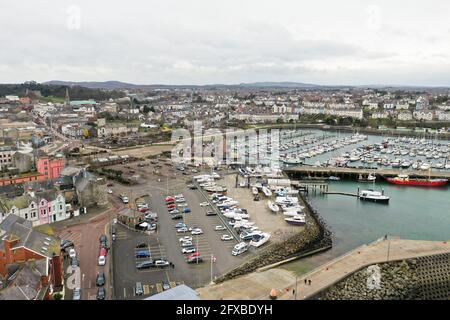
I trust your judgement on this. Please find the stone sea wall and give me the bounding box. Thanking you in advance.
[315,253,450,300]
[214,193,332,283]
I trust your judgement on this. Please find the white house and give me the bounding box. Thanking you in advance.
[397,112,413,121]
[413,110,434,121]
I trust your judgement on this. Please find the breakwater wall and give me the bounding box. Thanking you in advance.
[314,252,450,300]
[214,193,332,283]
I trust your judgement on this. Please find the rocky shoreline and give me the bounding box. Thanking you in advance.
[314,253,450,300]
[214,193,332,283]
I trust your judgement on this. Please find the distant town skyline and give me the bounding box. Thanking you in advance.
[2,0,450,86]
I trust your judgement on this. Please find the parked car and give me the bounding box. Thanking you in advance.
[181,241,193,247]
[175,198,185,203]
[187,184,197,190]
[168,209,180,215]
[167,204,177,209]
[187,256,203,264]
[96,287,106,300]
[71,256,79,268]
[182,208,191,214]
[99,234,107,246]
[221,234,233,241]
[175,223,187,229]
[179,236,192,243]
[191,228,203,235]
[136,260,155,270]
[135,282,144,295]
[154,260,170,268]
[214,225,226,231]
[171,214,183,220]
[177,203,188,208]
[73,288,81,300]
[107,189,113,194]
[107,183,114,187]
[187,252,200,260]
[136,250,151,258]
[96,272,105,286]
[177,227,188,233]
[98,255,106,266]
[206,211,217,216]
[60,239,74,251]
[69,248,77,259]
[162,281,170,291]
[199,202,209,207]
[136,242,148,248]
[181,247,196,254]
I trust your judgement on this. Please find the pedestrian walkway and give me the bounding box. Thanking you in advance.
[196,238,450,300]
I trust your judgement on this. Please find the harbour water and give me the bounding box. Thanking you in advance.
[279,129,450,273]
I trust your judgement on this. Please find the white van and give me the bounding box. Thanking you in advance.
[231,242,248,256]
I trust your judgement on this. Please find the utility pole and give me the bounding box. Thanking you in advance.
[295,276,298,300]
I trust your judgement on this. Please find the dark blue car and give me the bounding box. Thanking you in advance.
[183,208,191,214]
[136,250,151,258]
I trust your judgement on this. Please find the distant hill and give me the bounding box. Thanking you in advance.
[44,80,337,90]
[42,80,450,91]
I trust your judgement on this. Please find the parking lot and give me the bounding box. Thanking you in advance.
[111,161,253,299]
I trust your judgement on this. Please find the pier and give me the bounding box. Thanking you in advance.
[195,238,450,300]
[286,165,450,180]
[323,191,358,197]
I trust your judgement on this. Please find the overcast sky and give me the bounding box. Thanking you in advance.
[1,0,450,85]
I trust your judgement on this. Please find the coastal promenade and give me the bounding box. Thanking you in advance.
[286,165,450,179]
[195,238,450,300]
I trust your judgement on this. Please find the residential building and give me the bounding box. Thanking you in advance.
[0,215,63,298]
[36,155,64,180]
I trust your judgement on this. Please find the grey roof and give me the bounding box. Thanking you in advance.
[144,285,200,300]
[0,214,60,258]
[0,263,42,300]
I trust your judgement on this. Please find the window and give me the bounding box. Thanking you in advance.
[43,209,46,215]
[60,205,63,210]
[31,211,36,218]
[25,213,28,219]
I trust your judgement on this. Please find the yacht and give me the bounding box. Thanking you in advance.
[358,189,390,204]
[285,214,306,226]
[267,201,280,213]
[249,232,271,248]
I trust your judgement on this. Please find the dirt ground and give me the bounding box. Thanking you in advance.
[114,144,174,159]
[222,174,303,243]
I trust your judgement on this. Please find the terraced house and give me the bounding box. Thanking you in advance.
[0,190,67,226]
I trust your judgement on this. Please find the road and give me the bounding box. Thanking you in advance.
[54,198,122,300]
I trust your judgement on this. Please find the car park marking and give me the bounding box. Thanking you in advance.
[143,285,150,295]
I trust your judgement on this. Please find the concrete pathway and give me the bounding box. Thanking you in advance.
[196,238,450,300]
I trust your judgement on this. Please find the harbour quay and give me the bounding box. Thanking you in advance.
[285,165,450,180]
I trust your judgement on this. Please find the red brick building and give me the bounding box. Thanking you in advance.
[0,215,63,299]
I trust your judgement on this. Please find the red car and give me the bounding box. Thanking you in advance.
[165,197,174,203]
[107,183,114,187]
[139,208,148,213]
[187,252,200,260]
[167,204,177,209]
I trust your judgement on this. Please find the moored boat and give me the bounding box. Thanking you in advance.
[386,174,448,187]
[267,201,280,213]
[358,189,390,204]
[285,214,306,226]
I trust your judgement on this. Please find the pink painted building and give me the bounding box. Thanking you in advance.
[37,198,52,225]
[36,156,64,180]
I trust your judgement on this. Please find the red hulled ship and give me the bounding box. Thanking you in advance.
[386,174,448,187]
